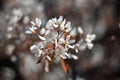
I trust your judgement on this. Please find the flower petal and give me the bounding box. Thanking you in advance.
[38,35,46,40]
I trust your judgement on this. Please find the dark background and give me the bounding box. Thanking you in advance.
[0,0,120,80]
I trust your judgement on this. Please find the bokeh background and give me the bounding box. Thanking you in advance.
[0,0,120,80]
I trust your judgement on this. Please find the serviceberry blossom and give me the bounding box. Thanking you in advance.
[25,16,96,72]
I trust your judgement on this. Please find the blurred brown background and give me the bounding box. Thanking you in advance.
[0,0,120,80]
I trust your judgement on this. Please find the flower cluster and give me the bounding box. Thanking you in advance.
[25,16,96,72]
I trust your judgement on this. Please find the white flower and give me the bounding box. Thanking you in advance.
[67,45,75,49]
[30,45,37,51]
[52,18,57,23]
[38,35,46,41]
[40,28,46,35]
[58,16,63,23]
[66,35,71,40]
[58,37,65,44]
[64,35,75,49]
[26,16,96,67]
[29,27,35,32]
[78,26,83,34]
[51,18,58,28]
[37,42,46,49]
[31,18,41,28]
[71,54,78,60]
[30,45,42,57]
[46,20,53,29]
[46,19,58,29]
[75,40,87,51]
[75,48,79,53]
[26,18,42,34]
[69,40,76,44]
[45,29,51,35]
[25,27,36,34]
[64,22,72,32]
[86,34,96,43]
[25,16,97,73]
[46,16,72,33]
[60,54,67,59]
[37,50,42,57]
[60,19,66,30]
[86,43,94,49]
[25,30,32,34]
[70,27,77,36]
[53,24,58,28]
[64,52,71,58]
[78,43,87,51]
